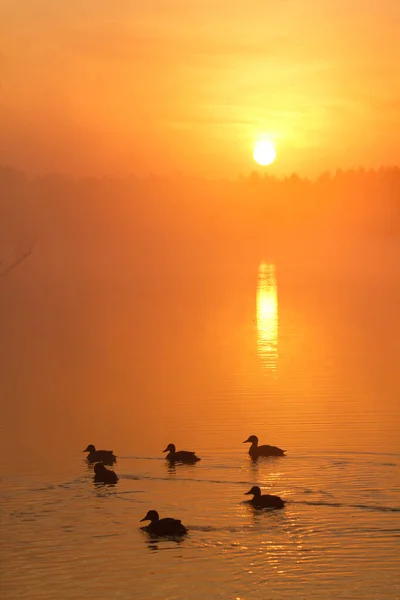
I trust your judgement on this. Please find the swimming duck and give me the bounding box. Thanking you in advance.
[93,462,118,484]
[243,435,285,458]
[84,444,116,464]
[162,443,201,464]
[245,486,285,509]
[140,510,188,536]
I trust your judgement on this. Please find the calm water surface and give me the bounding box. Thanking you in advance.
[1,244,400,599]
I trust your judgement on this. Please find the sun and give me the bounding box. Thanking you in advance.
[253,140,276,166]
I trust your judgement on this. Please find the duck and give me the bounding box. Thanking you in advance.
[93,462,118,484]
[162,443,201,464]
[245,486,285,509]
[140,510,188,536]
[84,444,116,464]
[243,435,285,458]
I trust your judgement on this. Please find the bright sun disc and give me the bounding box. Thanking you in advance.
[253,140,276,166]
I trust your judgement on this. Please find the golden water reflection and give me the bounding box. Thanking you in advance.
[256,262,278,370]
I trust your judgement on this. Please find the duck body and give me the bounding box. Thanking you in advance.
[140,510,187,536]
[243,435,285,458]
[163,443,200,464]
[84,444,116,465]
[93,462,118,484]
[245,486,285,509]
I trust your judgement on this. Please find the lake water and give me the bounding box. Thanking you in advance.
[1,241,400,599]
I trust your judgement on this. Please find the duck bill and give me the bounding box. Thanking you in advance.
[243,439,251,443]
[162,448,169,453]
[140,517,148,522]
[83,448,90,452]
[244,490,252,495]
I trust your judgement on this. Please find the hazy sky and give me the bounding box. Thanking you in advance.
[1,0,399,177]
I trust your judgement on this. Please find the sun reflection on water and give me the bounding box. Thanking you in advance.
[256,262,278,370]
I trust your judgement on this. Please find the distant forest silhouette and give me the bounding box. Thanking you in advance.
[1,165,399,273]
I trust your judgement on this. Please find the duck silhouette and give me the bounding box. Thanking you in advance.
[84,444,116,465]
[140,510,188,536]
[243,435,285,458]
[93,462,118,484]
[162,443,201,464]
[245,486,285,509]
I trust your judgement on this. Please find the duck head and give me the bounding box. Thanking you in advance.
[94,463,107,474]
[163,443,176,453]
[84,444,96,452]
[140,510,160,523]
[245,486,261,496]
[243,436,258,445]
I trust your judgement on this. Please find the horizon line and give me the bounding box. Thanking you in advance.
[1,163,399,184]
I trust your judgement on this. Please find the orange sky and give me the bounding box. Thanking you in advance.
[1,1,399,177]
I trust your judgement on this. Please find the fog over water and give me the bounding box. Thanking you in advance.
[1,166,399,599]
